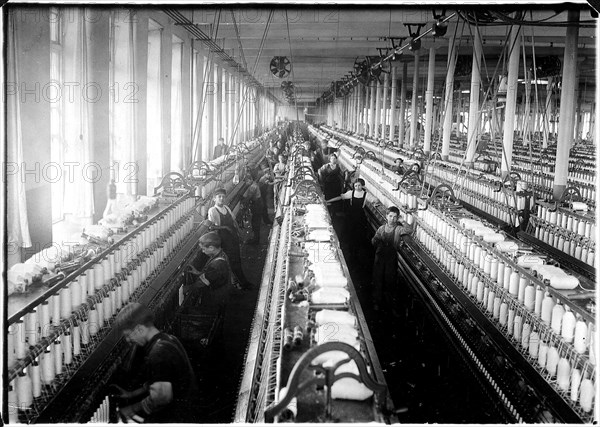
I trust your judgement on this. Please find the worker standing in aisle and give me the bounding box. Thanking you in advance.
[258,168,276,224]
[213,137,229,159]
[326,178,370,261]
[241,174,264,245]
[371,206,412,313]
[110,303,199,423]
[207,188,254,290]
[318,153,345,228]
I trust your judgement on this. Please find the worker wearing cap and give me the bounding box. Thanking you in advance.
[207,188,254,290]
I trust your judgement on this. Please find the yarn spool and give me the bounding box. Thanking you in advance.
[41,346,55,384]
[550,303,565,334]
[73,322,81,356]
[77,273,89,304]
[16,369,33,410]
[94,264,104,290]
[60,285,72,320]
[31,358,41,398]
[53,339,62,376]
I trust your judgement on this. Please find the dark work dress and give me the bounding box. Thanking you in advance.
[348,190,368,237]
[318,164,345,221]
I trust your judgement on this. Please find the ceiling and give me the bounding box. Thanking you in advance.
[172,4,597,106]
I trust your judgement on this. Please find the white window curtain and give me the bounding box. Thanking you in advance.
[7,11,32,251]
[110,10,137,197]
[62,8,94,218]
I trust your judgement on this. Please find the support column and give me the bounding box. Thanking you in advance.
[228,73,235,146]
[135,11,148,193]
[223,69,229,143]
[553,9,580,199]
[90,13,111,224]
[358,86,365,134]
[409,52,420,147]
[398,63,407,147]
[375,79,382,138]
[352,88,357,132]
[181,40,191,170]
[382,71,390,139]
[369,83,376,138]
[389,66,398,143]
[161,22,172,175]
[523,71,532,146]
[442,36,457,160]
[466,26,483,166]
[207,60,215,153]
[423,47,436,154]
[500,24,522,178]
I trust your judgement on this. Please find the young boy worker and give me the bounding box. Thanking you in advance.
[110,303,199,423]
[185,231,234,313]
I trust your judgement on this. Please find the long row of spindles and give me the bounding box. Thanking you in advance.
[7,196,197,423]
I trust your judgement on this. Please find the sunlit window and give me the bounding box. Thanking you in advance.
[110,9,137,198]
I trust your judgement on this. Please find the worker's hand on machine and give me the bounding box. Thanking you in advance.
[119,403,145,424]
[186,265,201,276]
[108,384,135,401]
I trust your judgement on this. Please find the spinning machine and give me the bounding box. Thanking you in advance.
[5,130,274,423]
[307,123,596,423]
[235,134,397,423]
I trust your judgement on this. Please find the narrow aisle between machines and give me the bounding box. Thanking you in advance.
[336,209,501,423]
[184,191,273,423]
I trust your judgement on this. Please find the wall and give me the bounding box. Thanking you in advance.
[277,105,305,122]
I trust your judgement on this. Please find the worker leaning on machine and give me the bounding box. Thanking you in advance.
[185,231,234,313]
[110,303,199,423]
[371,206,413,313]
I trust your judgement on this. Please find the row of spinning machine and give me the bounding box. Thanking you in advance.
[308,124,596,423]
[235,133,397,423]
[4,130,275,423]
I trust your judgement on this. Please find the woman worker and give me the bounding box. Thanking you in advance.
[326,178,370,259]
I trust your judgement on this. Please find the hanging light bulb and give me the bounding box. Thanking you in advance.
[409,37,421,52]
[432,20,447,37]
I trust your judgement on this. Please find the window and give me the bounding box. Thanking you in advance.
[60,7,94,219]
[170,35,183,172]
[146,20,162,194]
[109,9,137,197]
